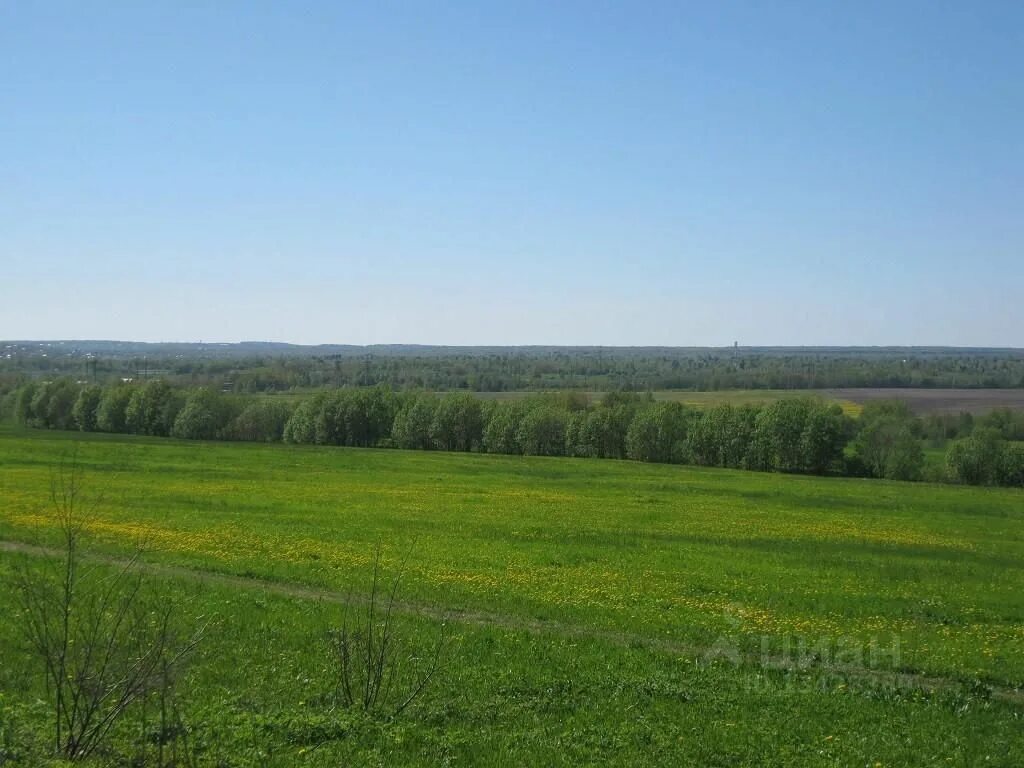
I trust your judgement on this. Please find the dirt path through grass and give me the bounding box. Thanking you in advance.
[2,538,1021,706]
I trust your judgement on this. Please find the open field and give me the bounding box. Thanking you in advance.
[663,387,1024,415]
[824,388,1024,415]
[1,427,1023,765]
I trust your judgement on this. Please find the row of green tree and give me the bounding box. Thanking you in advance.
[4,379,1023,487]
[919,408,1024,443]
[6,379,293,443]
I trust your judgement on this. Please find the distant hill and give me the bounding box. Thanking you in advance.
[5,340,1023,359]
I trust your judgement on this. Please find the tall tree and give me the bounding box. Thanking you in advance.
[431,393,483,451]
[72,385,103,432]
[393,394,438,450]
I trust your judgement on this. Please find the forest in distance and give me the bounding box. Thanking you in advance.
[3,341,1024,392]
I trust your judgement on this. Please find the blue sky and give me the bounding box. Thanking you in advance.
[2,1,1021,346]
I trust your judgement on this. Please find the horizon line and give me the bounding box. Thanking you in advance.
[5,340,1024,353]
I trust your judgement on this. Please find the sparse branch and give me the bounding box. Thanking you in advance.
[11,453,203,763]
[326,542,448,724]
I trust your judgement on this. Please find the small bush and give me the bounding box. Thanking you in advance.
[327,548,447,720]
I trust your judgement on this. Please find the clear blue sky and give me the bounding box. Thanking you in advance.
[2,1,1021,346]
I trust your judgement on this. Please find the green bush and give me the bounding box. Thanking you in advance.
[999,442,1024,487]
[946,429,1004,486]
[850,401,924,481]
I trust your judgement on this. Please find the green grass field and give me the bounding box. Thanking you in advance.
[1,426,1022,765]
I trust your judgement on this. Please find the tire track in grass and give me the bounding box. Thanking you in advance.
[2,539,1021,707]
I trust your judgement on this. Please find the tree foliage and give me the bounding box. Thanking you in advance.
[171,388,237,440]
[431,393,483,452]
[6,380,1022,487]
[850,402,924,481]
[96,386,134,433]
[946,428,1008,486]
[72,385,103,432]
[227,399,294,442]
[393,394,439,450]
[125,381,182,437]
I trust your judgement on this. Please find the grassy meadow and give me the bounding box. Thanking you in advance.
[1,425,1022,765]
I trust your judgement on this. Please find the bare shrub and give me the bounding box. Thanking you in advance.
[328,546,447,719]
[11,454,204,762]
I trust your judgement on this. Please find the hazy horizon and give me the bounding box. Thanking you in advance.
[6,339,1024,353]
[3,2,1022,346]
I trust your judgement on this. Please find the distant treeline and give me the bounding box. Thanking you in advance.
[4,379,1023,488]
[4,347,1024,392]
